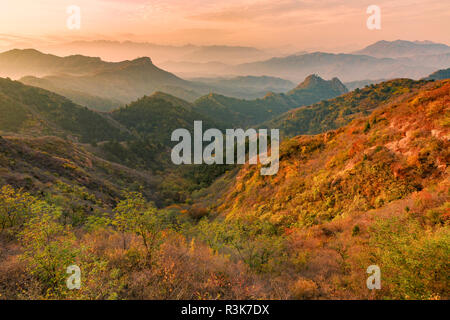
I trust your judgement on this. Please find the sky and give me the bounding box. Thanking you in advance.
[1,0,450,52]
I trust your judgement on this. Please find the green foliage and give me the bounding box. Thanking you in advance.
[0,78,127,143]
[196,217,286,273]
[425,67,450,81]
[264,79,428,137]
[352,225,360,236]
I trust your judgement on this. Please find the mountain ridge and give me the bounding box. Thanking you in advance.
[355,40,450,58]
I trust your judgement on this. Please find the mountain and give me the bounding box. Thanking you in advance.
[0,77,127,143]
[180,45,267,64]
[0,48,206,105]
[17,56,193,105]
[191,75,348,127]
[0,77,229,203]
[0,48,113,78]
[344,79,386,91]
[233,52,435,82]
[37,40,270,64]
[19,75,122,112]
[286,75,348,104]
[395,52,450,70]
[0,135,159,206]
[159,60,230,78]
[111,92,219,145]
[425,68,450,80]
[215,78,449,227]
[95,91,230,179]
[1,73,448,300]
[262,79,429,137]
[355,40,450,58]
[198,80,449,300]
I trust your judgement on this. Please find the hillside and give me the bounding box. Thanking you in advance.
[0,78,233,205]
[21,57,193,105]
[189,79,450,300]
[425,68,450,80]
[192,75,348,127]
[0,49,203,107]
[0,77,448,301]
[3,49,297,108]
[0,49,112,78]
[344,79,386,91]
[111,92,219,144]
[262,79,429,137]
[37,40,269,65]
[233,52,435,82]
[190,75,296,99]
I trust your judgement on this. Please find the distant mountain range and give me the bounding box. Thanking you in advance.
[0,48,350,121]
[354,40,450,58]
[22,40,271,65]
[2,39,449,110]
[0,77,212,173]
[15,54,193,107]
[189,76,296,99]
[1,42,448,301]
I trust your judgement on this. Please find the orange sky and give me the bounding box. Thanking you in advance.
[1,0,449,52]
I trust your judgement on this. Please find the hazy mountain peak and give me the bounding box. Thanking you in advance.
[2,48,42,56]
[424,67,450,80]
[148,91,192,109]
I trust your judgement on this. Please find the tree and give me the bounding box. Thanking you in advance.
[0,185,34,236]
[19,201,79,298]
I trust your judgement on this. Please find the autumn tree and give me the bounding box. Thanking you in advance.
[112,192,166,263]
